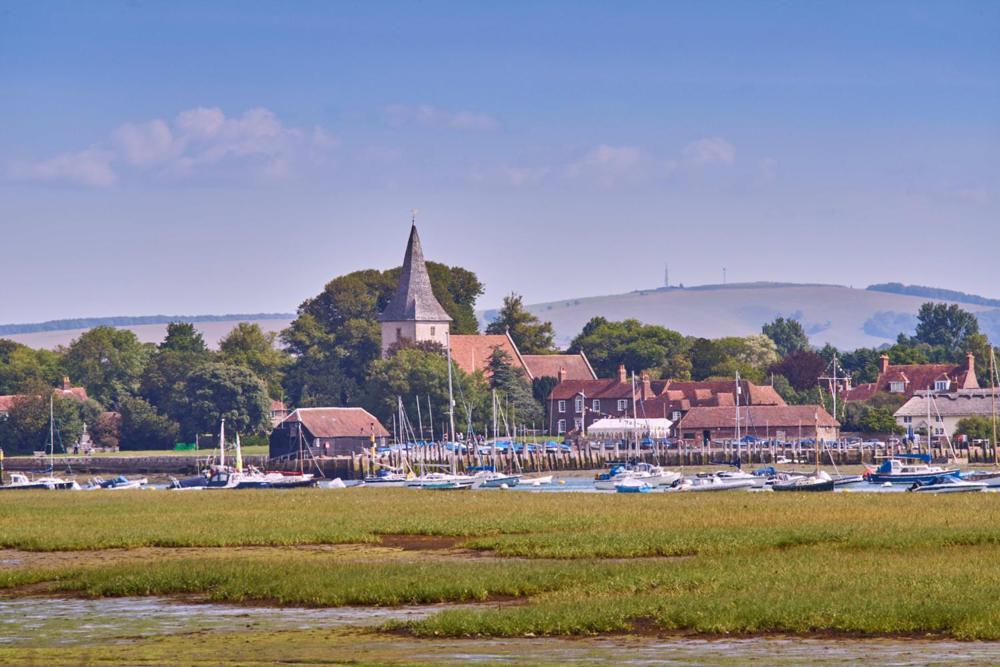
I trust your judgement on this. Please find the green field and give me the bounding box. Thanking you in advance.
[1,489,999,664]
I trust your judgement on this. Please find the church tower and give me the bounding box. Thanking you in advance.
[379,224,452,356]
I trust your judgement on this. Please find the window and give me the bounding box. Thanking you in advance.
[574,396,584,413]
[935,427,945,435]
[557,400,566,413]
[557,419,566,434]
[672,411,682,422]
[617,399,627,411]
[903,416,912,424]
[574,418,583,431]
[889,381,904,393]
[934,380,950,392]
[935,415,943,423]
[395,327,402,341]
[430,326,436,336]
[592,399,600,412]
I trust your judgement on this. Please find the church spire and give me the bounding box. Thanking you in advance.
[379,223,452,323]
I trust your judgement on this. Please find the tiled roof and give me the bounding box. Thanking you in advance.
[280,407,389,438]
[679,405,839,429]
[450,334,527,377]
[894,390,1000,418]
[521,353,596,381]
[379,224,452,323]
[843,361,978,402]
[0,386,89,413]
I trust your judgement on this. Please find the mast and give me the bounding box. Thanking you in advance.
[631,371,638,460]
[492,389,498,472]
[446,332,456,445]
[991,348,998,468]
[416,396,424,444]
[427,396,435,444]
[218,418,226,468]
[734,372,741,460]
[49,394,55,471]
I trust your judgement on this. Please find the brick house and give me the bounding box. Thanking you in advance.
[842,353,978,402]
[677,405,840,444]
[546,364,786,436]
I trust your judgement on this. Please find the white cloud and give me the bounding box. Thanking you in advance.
[384,104,499,131]
[8,107,338,187]
[7,147,117,187]
[682,137,736,166]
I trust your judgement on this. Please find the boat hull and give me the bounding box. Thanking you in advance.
[867,469,961,484]
[772,479,835,492]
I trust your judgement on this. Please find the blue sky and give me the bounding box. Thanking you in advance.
[1,1,998,323]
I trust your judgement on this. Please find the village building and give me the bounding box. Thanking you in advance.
[269,407,389,458]
[842,353,978,402]
[0,377,88,418]
[893,389,999,441]
[545,364,786,436]
[269,399,290,428]
[379,223,593,381]
[677,405,840,444]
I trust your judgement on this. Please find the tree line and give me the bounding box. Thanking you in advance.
[2,260,996,453]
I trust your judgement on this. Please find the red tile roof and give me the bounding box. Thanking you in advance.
[521,354,596,381]
[0,386,89,413]
[678,405,839,430]
[280,408,389,438]
[843,361,978,402]
[449,334,526,377]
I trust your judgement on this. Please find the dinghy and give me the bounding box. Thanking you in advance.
[772,470,835,492]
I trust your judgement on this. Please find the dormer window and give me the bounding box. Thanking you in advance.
[934,380,950,392]
[889,381,905,393]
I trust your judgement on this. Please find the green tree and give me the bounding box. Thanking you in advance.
[762,317,810,356]
[570,318,689,379]
[693,335,779,382]
[955,416,995,443]
[487,347,543,427]
[914,303,980,355]
[0,382,99,455]
[859,407,905,435]
[179,363,271,439]
[486,293,556,354]
[160,322,210,355]
[362,348,487,437]
[140,322,215,420]
[218,323,291,399]
[0,340,65,394]
[63,327,151,408]
[118,396,180,450]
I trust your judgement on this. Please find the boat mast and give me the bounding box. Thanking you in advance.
[492,389,498,472]
[48,394,54,472]
[445,332,456,474]
[218,418,226,468]
[991,348,998,468]
[734,372,741,461]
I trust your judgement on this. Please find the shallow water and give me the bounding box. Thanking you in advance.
[2,597,999,664]
[0,596,453,647]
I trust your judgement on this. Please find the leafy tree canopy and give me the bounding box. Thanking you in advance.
[570,318,690,379]
[218,322,291,399]
[118,396,180,451]
[769,350,826,392]
[914,303,980,355]
[762,317,810,357]
[179,363,271,439]
[485,293,556,354]
[487,347,543,428]
[63,326,151,409]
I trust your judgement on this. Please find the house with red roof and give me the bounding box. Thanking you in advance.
[545,364,786,436]
[269,407,389,458]
[0,377,89,418]
[842,353,978,402]
[677,405,840,444]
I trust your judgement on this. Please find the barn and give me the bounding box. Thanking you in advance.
[269,407,390,459]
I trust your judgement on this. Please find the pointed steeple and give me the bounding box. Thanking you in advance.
[379,224,452,322]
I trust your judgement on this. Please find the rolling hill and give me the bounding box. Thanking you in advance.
[510,283,1000,350]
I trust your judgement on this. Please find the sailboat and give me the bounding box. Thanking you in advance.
[1,395,79,491]
[865,394,960,484]
[412,334,475,490]
[773,413,834,492]
[473,390,521,489]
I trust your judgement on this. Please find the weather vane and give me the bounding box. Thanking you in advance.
[411,208,419,226]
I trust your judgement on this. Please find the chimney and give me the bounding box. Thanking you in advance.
[62,376,71,391]
[617,364,627,384]
[641,371,652,399]
[879,354,890,375]
[967,352,975,375]
[557,367,567,384]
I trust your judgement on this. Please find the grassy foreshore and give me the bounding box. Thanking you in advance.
[2,489,1000,657]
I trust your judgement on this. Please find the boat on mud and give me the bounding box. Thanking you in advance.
[907,476,987,494]
[864,454,961,484]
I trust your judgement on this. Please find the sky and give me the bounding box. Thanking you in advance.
[1,1,998,324]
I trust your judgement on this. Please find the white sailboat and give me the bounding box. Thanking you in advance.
[1,395,79,491]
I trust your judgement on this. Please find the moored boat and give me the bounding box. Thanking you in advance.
[772,470,835,492]
[864,454,961,484]
[615,478,653,493]
[907,476,986,493]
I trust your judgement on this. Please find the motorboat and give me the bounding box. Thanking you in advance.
[864,454,961,484]
[674,476,755,492]
[0,472,80,491]
[615,478,653,494]
[84,475,148,490]
[595,463,682,490]
[907,476,986,494]
[523,475,554,486]
[363,468,410,487]
[406,472,476,489]
[697,470,766,488]
[772,470,835,492]
[473,471,521,489]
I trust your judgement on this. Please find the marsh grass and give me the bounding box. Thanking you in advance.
[2,490,1000,639]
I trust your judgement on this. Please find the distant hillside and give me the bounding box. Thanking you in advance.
[0,313,294,336]
[2,316,293,350]
[504,283,1000,350]
[867,283,1000,309]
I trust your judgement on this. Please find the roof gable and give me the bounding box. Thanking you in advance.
[281,407,389,438]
